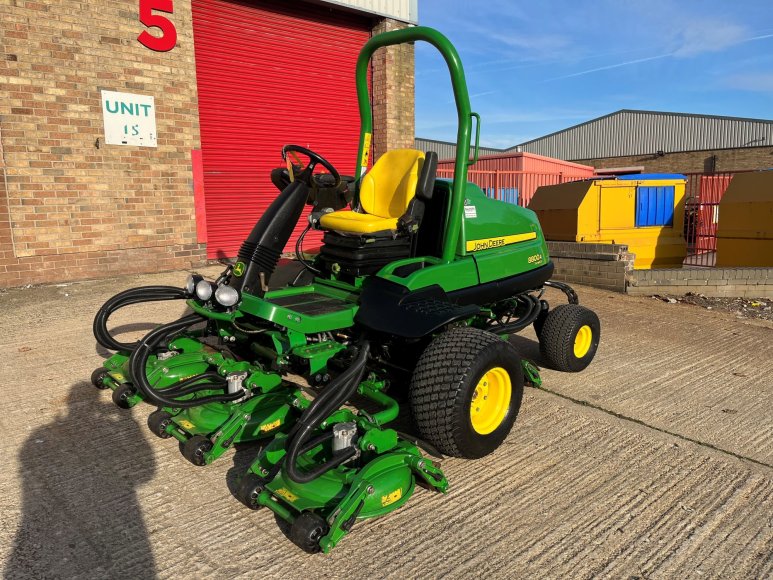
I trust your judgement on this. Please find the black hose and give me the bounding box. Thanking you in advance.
[285,342,370,484]
[155,371,227,395]
[487,294,542,335]
[93,285,189,352]
[128,314,245,409]
[295,224,321,274]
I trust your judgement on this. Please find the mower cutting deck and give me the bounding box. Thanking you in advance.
[91,26,600,552]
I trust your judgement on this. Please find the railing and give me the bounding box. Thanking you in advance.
[436,169,589,207]
[682,171,749,267]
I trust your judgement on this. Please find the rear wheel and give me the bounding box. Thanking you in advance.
[147,409,173,439]
[112,383,137,409]
[90,368,110,390]
[237,473,265,510]
[538,304,600,372]
[290,512,329,554]
[181,435,213,466]
[409,327,524,459]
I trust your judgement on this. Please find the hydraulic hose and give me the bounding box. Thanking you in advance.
[93,285,189,352]
[155,371,227,396]
[488,294,542,335]
[285,342,370,484]
[295,224,321,274]
[128,314,244,409]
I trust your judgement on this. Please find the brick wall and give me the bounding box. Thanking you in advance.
[547,241,635,293]
[0,0,205,287]
[627,268,773,298]
[371,18,415,162]
[575,145,773,174]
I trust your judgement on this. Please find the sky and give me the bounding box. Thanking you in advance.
[415,0,773,149]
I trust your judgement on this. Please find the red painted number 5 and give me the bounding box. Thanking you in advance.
[138,0,177,52]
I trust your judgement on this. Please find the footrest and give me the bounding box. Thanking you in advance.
[356,277,480,338]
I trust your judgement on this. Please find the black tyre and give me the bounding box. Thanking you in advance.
[236,473,265,510]
[290,512,329,554]
[90,368,110,390]
[181,435,213,467]
[147,409,173,439]
[112,383,137,409]
[538,304,600,372]
[409,327,524,459]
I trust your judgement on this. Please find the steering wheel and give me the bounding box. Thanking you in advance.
[282,144,341,189]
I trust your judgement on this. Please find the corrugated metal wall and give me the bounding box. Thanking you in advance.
[192,0,370,258]
[518,110,773,161]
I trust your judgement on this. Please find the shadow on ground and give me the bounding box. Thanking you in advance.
[94,323,159,358]
[5,383,157,579]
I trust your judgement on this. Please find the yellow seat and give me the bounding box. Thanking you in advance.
[319,149,425,235]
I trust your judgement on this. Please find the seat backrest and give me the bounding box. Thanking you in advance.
[359,149,425,219]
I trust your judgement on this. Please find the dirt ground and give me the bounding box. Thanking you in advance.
[0,267,771,579]
[653,292,773,322]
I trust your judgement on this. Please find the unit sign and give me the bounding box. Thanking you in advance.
[101,90,157,147]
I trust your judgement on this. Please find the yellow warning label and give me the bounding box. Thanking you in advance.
[177,419,196,431]
[360,132,372,168]
[465,232,537,253]
[381,487,403,507]
[275,487,299,503]
[110,372,124,382]
[259,419,281,433]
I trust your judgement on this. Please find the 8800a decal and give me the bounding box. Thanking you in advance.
[527,253,543,264]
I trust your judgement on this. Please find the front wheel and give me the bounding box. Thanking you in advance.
[538,304,600,372]
[409,327,524,459]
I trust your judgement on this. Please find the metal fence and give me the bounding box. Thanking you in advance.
[682,171,747,267]
[436,169,589,207]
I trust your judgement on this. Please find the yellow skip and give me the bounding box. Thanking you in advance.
[465,231,537,252]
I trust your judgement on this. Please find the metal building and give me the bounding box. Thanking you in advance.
[515,110,773,161]
[414,137,504,160]
[417,110,773,163]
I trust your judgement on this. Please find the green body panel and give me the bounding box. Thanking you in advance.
[376,255,480,292]
[459,183,550,283]
[374,179,550,292]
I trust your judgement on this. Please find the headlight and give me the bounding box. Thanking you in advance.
[215,284,240,307]
[195,279,214,301]
[185,274,202,295]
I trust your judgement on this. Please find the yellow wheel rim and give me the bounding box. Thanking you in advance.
[573,325,593,358]
[470,367,512,435]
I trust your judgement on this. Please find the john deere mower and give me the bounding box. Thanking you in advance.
[91,26,599,552]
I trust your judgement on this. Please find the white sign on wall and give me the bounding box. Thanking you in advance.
[101,90,157,147]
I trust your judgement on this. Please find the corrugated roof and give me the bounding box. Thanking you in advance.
[513,110,773,161]
[414,137,504,160]
[416,110,773,162]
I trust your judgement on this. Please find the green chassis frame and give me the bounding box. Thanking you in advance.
[93,26,566,553]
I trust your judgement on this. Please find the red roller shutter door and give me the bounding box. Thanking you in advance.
[191,0,371,259]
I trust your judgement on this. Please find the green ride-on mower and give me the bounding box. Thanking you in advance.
[91,26,600,553]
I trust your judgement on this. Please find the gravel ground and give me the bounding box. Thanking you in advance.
[652,292,773,322]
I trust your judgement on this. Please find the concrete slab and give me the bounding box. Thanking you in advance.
[0,270,771,578]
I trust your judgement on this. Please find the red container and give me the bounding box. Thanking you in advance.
[437,152,594,206]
